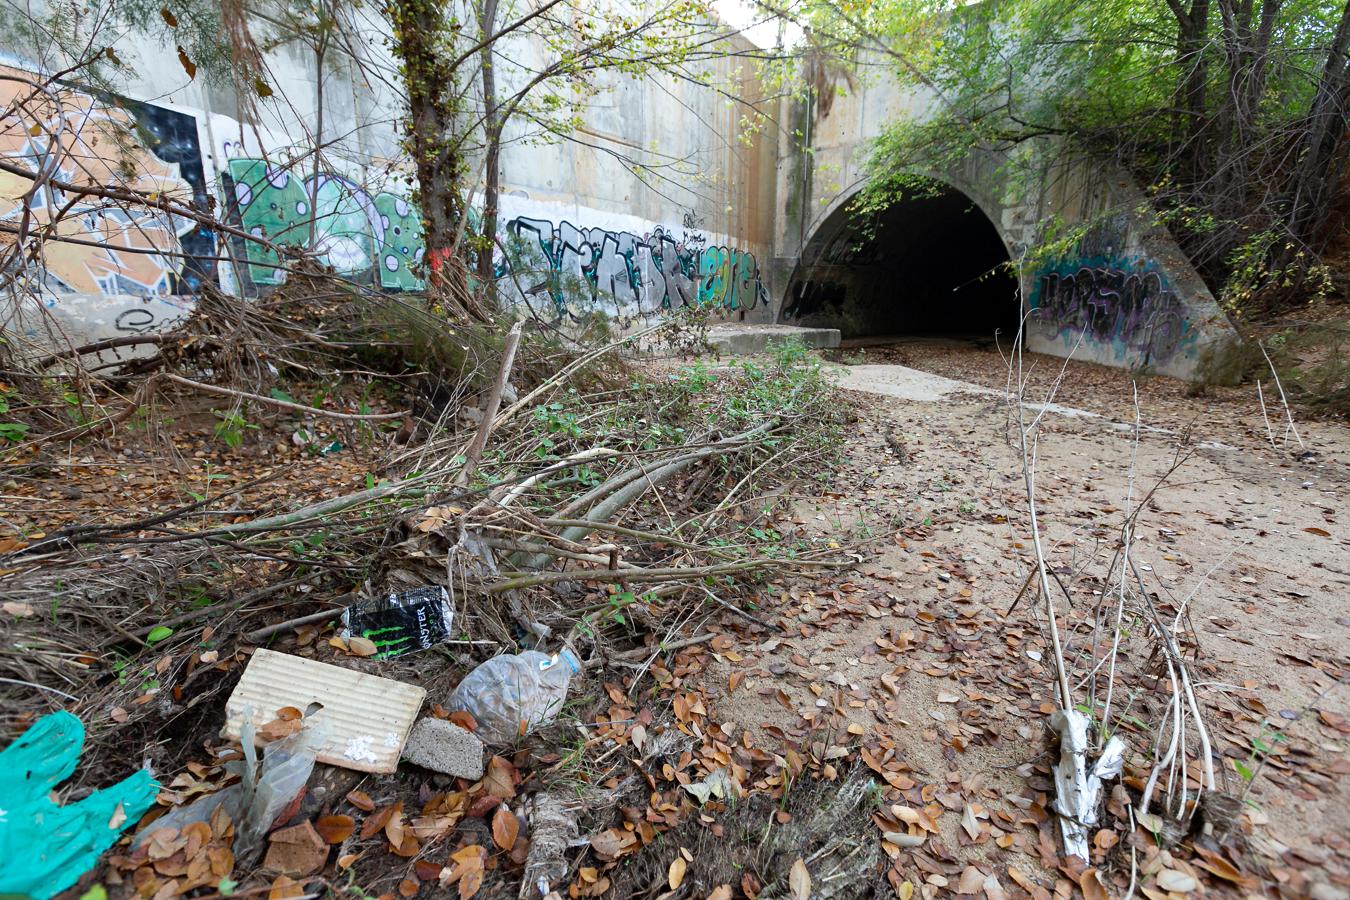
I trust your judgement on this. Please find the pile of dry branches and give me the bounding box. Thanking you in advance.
[0,284,847,792]
[1006,327,1241,873]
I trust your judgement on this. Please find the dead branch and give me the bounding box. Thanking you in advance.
[160,372,406,421]
[457,320,523,487]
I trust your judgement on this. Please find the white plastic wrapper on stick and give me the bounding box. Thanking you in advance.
[447,648,581,744]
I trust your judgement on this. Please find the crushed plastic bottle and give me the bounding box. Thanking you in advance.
[447,647,581,744]
[135,707,330,865]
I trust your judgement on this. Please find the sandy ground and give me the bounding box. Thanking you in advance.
[697,344,1349,896]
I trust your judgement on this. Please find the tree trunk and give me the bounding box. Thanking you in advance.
[386,0,482,318]
[1285,0,1350,248]
[476,0,502,302]
[1174,0,1210,169]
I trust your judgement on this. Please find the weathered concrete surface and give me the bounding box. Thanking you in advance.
[830,363,992,403]
[772,52,1240,380]
[830,361,1235,447]
[0,11,779,351]
[831,363,1096,419]
[401,718,485,780]
[707,323,840,355]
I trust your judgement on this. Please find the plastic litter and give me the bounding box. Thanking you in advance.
[138,709,329,865]
[1049,708,1125,860]
[447,647,581,744]
[341,585,455,658]
[0,710,159,899]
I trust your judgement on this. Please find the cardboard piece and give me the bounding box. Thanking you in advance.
[223,649,425,774]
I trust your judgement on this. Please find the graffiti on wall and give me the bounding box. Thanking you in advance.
[0,67,217,347]
[1031,260,1192,363]
[223,157,425,292]
[500,217,766,321]
[0,66,214,300]
[0,65,765,346]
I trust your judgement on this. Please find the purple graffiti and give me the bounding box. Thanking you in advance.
[1034,266,1190,363]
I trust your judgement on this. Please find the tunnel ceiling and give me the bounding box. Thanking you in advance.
[783,186,1020,341]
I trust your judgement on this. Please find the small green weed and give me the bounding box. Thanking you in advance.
[213,409,257,449]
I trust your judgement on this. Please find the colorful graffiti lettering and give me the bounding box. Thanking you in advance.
[1031,261,1192,363]
[0,66,214,300]
[224,157,424,292]
[500,217,766,320]
[0,64,764,338]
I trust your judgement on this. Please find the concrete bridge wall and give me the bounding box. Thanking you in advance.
[771,60,1237,379]
[4,14,1236,379]
[1,6,776,353]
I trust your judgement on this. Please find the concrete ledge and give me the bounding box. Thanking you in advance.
[707,324,841,355]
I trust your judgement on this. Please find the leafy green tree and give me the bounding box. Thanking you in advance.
[787,0,1350,310]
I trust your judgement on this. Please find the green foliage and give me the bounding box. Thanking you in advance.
[800,0,1350,311]
[145,626,174,644]
[212,409,257,449]
[0,386,28,443]
[1191,320,1348,412]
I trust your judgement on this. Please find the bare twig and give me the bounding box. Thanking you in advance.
[160,372,406,421]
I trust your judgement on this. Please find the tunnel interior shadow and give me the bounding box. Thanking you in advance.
[783,187,1020,342]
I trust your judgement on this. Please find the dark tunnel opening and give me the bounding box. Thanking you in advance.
[781,186,1020,342]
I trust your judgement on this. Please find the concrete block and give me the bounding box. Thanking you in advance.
[706,324,841,355]
[400,717,485,780]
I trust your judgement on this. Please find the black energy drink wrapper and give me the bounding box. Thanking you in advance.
[341,586,455,658]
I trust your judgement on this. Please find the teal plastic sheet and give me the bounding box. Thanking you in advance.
[0,711,159,899]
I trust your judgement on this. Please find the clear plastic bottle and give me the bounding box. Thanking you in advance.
[447,647,581,744]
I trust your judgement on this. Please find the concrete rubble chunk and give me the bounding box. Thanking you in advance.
[400,717,485,780]
[705,323,841,355]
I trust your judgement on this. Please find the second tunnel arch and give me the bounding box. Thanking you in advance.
[779,180,1023,343]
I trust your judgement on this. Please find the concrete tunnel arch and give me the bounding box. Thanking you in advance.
[779,181,1022,343]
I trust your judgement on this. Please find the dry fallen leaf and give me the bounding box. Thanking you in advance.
[956,866,986,894]
[415,860,445,881]
[1157,869,1198,892]
[347,636,379,657]
[590,828,638,860]
[883,831,925,848]
[484,756,518,799]
[789,858,811,900]
[491,807,519,851]
[459,866,483,900]
[385,803,407,847]
[668,856,687,890]
[315,814,355,844]
[1079,869,1108,900]
[960,805,981,840]
[360,802,397,839]
[268,875,305,900]
[449,710,478,731]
